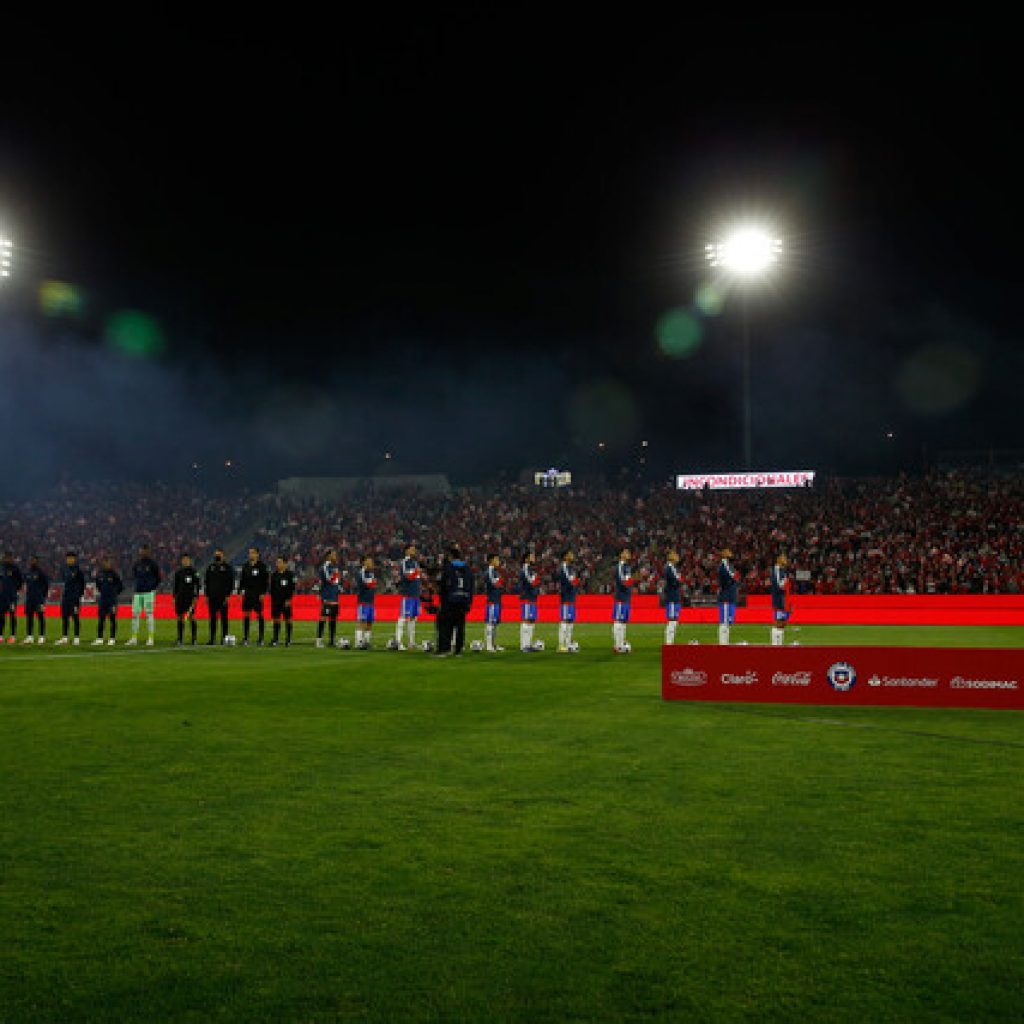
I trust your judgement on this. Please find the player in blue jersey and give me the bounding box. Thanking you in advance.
[355,556,377,649]
[484,554,505,652]
[662,549,683,645]
[770,553,791,645]
[518,553,540,652]
[316,549,342,648]
[717,548,739,645]
[612,548,634,653]
[395,543,421,650]
[557,551,579,653]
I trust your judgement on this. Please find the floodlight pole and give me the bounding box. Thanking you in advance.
[742,294,752,469]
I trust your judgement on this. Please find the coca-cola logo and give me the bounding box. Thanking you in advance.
[669,668,707,687]
[772,671,811,687]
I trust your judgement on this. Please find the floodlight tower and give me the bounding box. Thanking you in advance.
[705,227,782,469]
[0,234,12,282]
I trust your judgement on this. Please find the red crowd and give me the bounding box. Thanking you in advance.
[3,472,1022,597]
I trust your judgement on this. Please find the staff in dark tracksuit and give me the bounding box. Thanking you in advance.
[94,558,124,644]
[0,551,23,643]
[237,547,270,646]
[173,554,202,646]
[204,548,235,645]
[22,557,49,644]
[58,552,86,645]
[269,556,297,647]
[435,546,474,657]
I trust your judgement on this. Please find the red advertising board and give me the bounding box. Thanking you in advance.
[17,594,1024,626]
[662,643,1024,710]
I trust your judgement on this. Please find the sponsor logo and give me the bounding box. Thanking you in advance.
[721,671,758,685]
[949,676,1019,691]
[772,670,811,687]
[669,668,708,687]
[826,661,857,692]
[868,674,939,688]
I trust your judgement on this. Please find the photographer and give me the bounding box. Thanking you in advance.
[435,545,474,657]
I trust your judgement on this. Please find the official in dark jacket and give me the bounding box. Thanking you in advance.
[94,557,124,644]
[0,551,24,643]
[59,552,86,644]
[204,548,235,645]
[22,556,49,644]
[237,546,270,645]
[436,546,474,656]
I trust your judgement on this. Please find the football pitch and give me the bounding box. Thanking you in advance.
[2,623,1022,1022]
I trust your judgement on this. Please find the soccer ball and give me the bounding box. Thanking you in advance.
[421,639,434,652]
[533,640,545,652]
[223,635,237,646]
[567,641,580,653]
[386,638,399,651]
[620,642,632,654]
[470,640,483,652]
[337,637,351,650]
[355,640,370,651]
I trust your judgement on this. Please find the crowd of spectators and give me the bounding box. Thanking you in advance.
[0,482,256,596]
[250,471,1024,597]
[3,472,1022,598]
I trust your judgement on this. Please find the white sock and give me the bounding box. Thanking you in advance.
[355,629,363,645]
[565,623,573,646]
[613,623,621,648]
[521,623,529,649]
[718,624,730,645]
[557,623,565,648]
[147,616,155,637]
[485,623,493,650]
[407,620,416,646]
[771,627,783,646]
[396,617,406,643]
[527,624,535,648]
[666,621,678,645]
[132,613,140,635]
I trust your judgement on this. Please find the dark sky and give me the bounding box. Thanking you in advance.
[0,19,1020,491]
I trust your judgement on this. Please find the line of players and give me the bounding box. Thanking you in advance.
[0,543,793,651]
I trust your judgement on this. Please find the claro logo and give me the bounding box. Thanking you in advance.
[772,671,811,687]
[721,671,758,685]
[669,668,708,687]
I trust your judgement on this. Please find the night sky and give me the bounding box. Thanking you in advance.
[0,20,1019,492]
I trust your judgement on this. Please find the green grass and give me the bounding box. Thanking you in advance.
[1,623,1022,1022]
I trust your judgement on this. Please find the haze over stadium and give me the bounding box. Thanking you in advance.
[1,17,1022,1024]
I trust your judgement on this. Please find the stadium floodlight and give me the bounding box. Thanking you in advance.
[705,224,783,467]
[0,235,12,279]
[705,227,782,278]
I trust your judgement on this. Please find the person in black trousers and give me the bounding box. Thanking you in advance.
[435,545,474,657]
[204,548,235,645]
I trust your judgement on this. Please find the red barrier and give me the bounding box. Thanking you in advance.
[17,594,1024,626]
[662,643,1024,710]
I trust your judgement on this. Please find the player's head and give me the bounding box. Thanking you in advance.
[667,549,679,563]
[488,553,499,567]
[722,548,733,561]
[449,545,462,561]
[101,555,112,569]
[406,543,416,557]
[326,548,338,564]
[563,550,574,563]
[363,555,374,569]
[248,547,260,562]
[65,551,77,564]
[777,553,788,567]
[214,548,225,562]
[276,555,287,571]
[139,543,151,556]
[2,550,11,563]
[181,553,192,567]
[620,548,630,561]
[29,555,40,567]
[524,551,535,565]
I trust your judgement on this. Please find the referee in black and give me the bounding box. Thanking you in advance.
[435,545,474,657]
